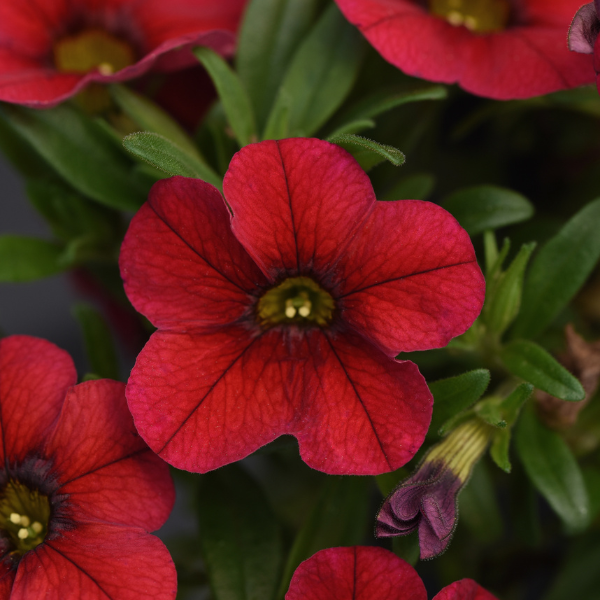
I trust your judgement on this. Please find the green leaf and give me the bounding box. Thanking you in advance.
[516,404,589,530]
[443,185,534,236]
[381,173,435,201]
[483,242,536,337]
[236,0,320,130]
[264,4,364,139]
[123,132,222,189]
[194,46,257,147]
[328,134,405,171]
[511,198,600,339]
[392,533,420,566]
[109,84,203,160]
[0,236,65,282]
[72,304,119,380]
[198,465,283,600]
[490,428,512,473]
[475,399,506,428]
[326,118,376,138]
[1,103,148,211]
[428,369,491,437]
[277,476,371,599]
[501,383,534,426]
[500,340,585,402]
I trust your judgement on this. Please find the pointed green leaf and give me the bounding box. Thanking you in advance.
[194,46,257,147]
[123,132,222,189]
[0,236,65,282]
[198,465,283,600]
[511,198,600,339]
[475,399,506,428]
[500,340,585,401]
[381,173,435,201]
[72,304,119,381]
[501,383,534,426]
[516,404,589,530]
[443,185,534,236]
[264,4,364,138]
[428,369,491,437]
[326,118,376,138]
[490,428,512,473]
[237,0,320,130]
[328,134,405,171]
[1,103,148,211]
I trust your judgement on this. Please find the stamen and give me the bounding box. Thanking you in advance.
[98,62,114,76]
[31,522,43,534]
[285,300,297,319]
[429,0,510,33]
[17,528,28,540]
[20,516,30,527]
[9,513,20,524]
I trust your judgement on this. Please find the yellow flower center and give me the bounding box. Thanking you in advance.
[0,480,50,557]
[257,277,335,328]
[428,0,511,33]
[53,29,135,75]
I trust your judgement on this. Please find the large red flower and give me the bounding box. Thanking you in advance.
[0,0,245,107]
[285,546,498,600]
[333,0,595,99]
[0,335,176,599]
[120,137,485,476]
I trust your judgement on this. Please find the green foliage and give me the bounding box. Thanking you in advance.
[0,236,65,282]
[328,134,405,171]
[511,197,600,339]
[443,185,534,236]
[500,340,585,402]
[516,404,589,530]
[375,467,410,497]
[198,465,283,600]
[381,173,435,201]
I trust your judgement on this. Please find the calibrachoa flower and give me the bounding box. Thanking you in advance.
[0,0,245,107]
[333,0,595,99]
[285,546,498,599]
[568,0,600,94]
[0,335,176,599]
[120,137,485,475]
[376,419,493,559]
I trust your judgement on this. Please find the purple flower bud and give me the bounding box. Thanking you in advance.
[568,2,600,55]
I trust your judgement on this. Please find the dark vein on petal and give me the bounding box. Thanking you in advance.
[148,202,257,296]
[157,334,263,455]
[275,140,301,274]
[337,260,476,299]
[321,331,391,469]
[352,547,358,600]
[58,448,148,488]
[43,543,114,600]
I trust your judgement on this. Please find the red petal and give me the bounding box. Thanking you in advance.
[120,177,266,331]
[0,336,76,465]
[285,546,427,600]
[224,138,376,280]
[338,201,484,355]
[433,579,498,600]
[127,327,431,475]
[12,523,176,600]
[44,380,174,532]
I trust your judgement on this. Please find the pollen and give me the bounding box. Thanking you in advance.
[98,62,115,76]
[429,0,510,33]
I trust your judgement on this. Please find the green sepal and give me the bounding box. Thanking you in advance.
[490,428,512,473]
[438,409,477,437]
[123,132,222,189]
[475,398,507,428]
[194,46,258,147]
[72,304,120,381]
[511,197,600,340]
[500,340,585,402]
[484,234,510,281]
[328,134,405,171]
[326,118,376,139]
[0,236,65,282]
[443,185,534,236]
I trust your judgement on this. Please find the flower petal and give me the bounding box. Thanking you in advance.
[338,200,484,355]
[0,336,76,465]
[44,380,174,532]
[224,138,376,280]
[285,546,427,600]
[120,177,266,331]
[12,523,176,600]
[433,578,498,600]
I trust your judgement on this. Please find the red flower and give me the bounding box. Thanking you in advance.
[0,0,245,107]
[0,335,176,599]
[285,546,498,600]
[568,1,600,94]
[333,0,595,99]
[120,138,485,476]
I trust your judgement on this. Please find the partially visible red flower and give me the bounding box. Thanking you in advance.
[333,0,595,99]
[120,137,485,476]
[0,0,246,108]
[285,546,498,600]
[568,1,600,93]
[0,335,176,599]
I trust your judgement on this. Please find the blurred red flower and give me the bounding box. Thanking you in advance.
[0,0,245,107]
[333,0,595,99]
[285,546,497,600]
[0,335,176,599]
[120,137,485,476]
